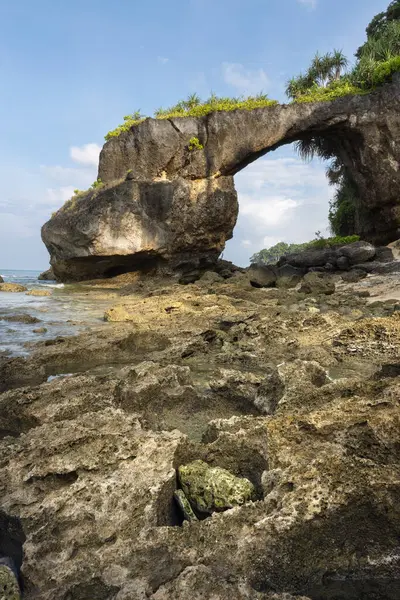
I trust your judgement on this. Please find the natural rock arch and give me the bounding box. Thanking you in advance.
[42,77,400,281]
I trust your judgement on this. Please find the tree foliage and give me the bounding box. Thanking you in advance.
[286,1,400,237]
[358,1,400,55]
[250,242,311,265]
[250,236,361,265]
[285,50,349,100]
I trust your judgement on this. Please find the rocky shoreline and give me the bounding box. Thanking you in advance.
[0,260,399,599]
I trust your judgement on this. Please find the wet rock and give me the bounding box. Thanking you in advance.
[0,314,41,324]
[338,241,376,264]
[299,272,335,295]
[0,276,3,283]
[178,460,256,515]
[26,289,52,297]
[38,267,55,281]
[0,284,27,293]
[32,327,48,334]
[248,265,277,288]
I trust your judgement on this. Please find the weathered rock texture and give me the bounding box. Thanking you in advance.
[1,273,400,598]
[42,77,400,281]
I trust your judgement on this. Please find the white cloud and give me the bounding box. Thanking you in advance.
[0,213,35,238]
[45,186,76,206]
[297,0,317,9]
[224,150,332,266]
[241,240,252,247]
[157,56,169,64]
[40,164,96,189]
[240,194,299,227]
[70,143,101,167]
[222,62,269,95]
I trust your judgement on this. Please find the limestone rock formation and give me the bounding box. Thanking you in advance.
[42,78,400,281]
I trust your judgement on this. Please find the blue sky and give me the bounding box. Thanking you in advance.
[0,0,390,269]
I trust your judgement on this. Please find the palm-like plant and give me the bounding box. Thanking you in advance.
[183,93,201,109]
[331,49,349,81]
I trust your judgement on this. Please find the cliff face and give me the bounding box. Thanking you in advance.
[42,78,400,281]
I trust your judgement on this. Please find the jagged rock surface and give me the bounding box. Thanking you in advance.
[0,272,400,598]
[42,78,400,281]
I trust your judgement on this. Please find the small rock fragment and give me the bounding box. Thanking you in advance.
[174,490,198,522]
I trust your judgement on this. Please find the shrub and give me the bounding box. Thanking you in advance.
[308,235,360,249]
[294,79,367,103]
[369,54,400,85]
[188,137,204,151]
[90,178,103,190]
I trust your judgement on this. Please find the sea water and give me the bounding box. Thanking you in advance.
[0,269,108,356]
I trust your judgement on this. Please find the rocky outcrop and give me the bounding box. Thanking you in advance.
[0,273,400,597]
[42,177,237,281]
[38,268,55,281]
[42,78,400,281]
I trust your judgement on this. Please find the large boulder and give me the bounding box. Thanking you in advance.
[299,272,335,295]
[42,78,400,281]
[338,241,376,264]
[279,248,336,269]
[248,265,277,288]
[42,177,238,282]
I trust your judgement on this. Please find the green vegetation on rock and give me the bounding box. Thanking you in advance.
[105,93,277,140]
[188,137,204,151]
[286,1,400,236]
[90,178,103,190]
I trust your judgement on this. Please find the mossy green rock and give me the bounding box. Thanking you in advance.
[178,460,256,515]
[0,565,21,599]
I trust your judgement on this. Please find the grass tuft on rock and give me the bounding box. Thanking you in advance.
[104,93,278,140]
